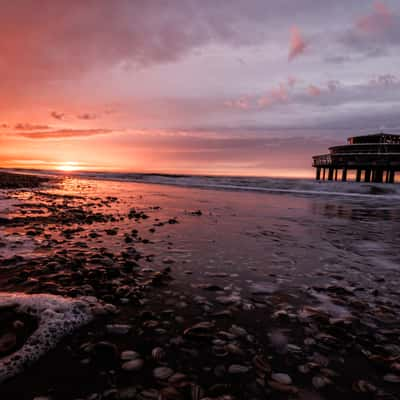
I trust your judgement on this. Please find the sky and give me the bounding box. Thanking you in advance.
[1,0,400,177]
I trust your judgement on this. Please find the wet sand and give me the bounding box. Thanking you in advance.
[0,175,400,399]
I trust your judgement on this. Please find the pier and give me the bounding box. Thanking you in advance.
[312,133,400,183]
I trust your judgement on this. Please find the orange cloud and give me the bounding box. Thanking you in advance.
[77,113,97,120]
[356,1,393,33]
[50,111,65,120]
[288,26,307,61]
[14,123,52,130]
[308,85,321,96]
[9,128,111,139]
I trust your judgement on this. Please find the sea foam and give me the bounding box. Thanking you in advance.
[0,292,100,383]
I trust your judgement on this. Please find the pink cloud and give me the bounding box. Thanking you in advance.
[308,85,321,96]
[288,76,297,88]
[257,96,272,108]
[271,83,288,102]
[288,26,307,61]
[356,1,393,34]
[225,96,251,110]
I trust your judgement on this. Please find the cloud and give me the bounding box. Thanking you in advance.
[288,26,307,61]
[257,83,289,108]
[224,96,251,110]
[14,123,52,130]
[77,113,97,120]
[356,1,393,34]
[308,85,322,96]
[50,111,65,120]
[327,80,340,92]
[12,128,111,139]
[369,73,398,86]
[340,2,400,56]
[288,76,297,88]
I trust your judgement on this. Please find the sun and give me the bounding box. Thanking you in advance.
[56,162,80,172]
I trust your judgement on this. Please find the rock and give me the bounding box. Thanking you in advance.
[215,295,241,305]
[153,367,174,380]
[312,376,331,389]
[228,364,250,374]
[271,373,292,385]
[122,358,144,372]
[229,325,247,337]
[106,324,132,335]
[184,321,215,338]
[121,350,140,361]
[118,387,137,400]
[383,374,400,383]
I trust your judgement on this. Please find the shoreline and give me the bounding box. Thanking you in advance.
[1,169,399,200]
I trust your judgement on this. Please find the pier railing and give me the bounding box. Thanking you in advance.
[312,154,332,167]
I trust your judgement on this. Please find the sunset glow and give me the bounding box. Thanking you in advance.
[0,1,399,177]
[56,162,80,172]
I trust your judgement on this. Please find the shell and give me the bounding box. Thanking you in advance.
[352,380,377,393]
[253,355,271,374]
[190,384,204,400]
[151,347,165,362]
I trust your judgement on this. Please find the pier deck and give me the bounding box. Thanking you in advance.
[312,133,400,183]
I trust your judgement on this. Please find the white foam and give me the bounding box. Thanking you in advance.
[0,292,100,383]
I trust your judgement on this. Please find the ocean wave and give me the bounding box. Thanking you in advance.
[3,169,400,199]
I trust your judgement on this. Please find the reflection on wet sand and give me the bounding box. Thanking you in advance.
[0,177,399,399]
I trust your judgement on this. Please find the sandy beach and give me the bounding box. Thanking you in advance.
[0,172,399,400]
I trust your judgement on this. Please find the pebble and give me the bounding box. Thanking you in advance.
[153,367,174,380]
[312,376,331,389]
[271,373,292,385]
[121,358,144,372]
[383,373,400,383]
[106,324,132,335]
[118,387,137,400]
[121,350,140,361]
[228,364,250,374]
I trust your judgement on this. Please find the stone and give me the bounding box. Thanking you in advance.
[122,359,144,372]
[271,373,292,385]
[153,367,174,380]
[228,364,250,374]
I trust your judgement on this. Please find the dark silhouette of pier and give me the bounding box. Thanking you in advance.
[312,133,400,183]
